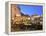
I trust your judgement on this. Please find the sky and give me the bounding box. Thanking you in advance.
[18,4,43,16]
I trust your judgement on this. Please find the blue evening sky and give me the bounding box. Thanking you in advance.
[18,4,43,16]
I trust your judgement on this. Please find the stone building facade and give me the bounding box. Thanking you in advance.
[11,4,21,20]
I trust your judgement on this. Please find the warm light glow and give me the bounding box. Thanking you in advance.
[28,17,30,20]
[16,14,21,16]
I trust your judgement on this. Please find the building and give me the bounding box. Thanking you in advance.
[11,4,21,20]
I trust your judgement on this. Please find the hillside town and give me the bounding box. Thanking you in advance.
[11,4,43,32]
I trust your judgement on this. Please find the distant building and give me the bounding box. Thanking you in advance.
[31,15,43,25]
